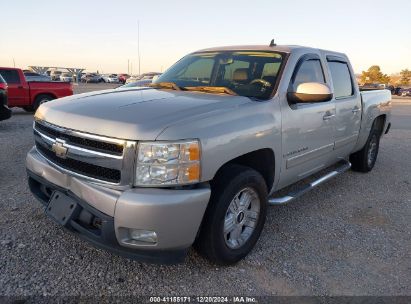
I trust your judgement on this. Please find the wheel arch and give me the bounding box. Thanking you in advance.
[212,148,276,192]
[33,92,57,102]
[373,114,386,137]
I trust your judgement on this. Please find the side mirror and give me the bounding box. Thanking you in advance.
[287,82,333,103]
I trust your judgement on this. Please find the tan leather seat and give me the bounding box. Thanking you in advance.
[233,68,249,84]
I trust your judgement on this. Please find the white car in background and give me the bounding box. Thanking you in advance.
[117,78,153,89]
[125,75,140,84]
[81,73,103,83]
[102,74,119,83]
[60,73,73,82]
[125,72,161,84]
[50,70,63,81]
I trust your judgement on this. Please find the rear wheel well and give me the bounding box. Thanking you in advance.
[214,149,275,191]
[374,115,386,136]
[34,93,56,102]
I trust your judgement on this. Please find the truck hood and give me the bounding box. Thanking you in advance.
[35,87,251,140]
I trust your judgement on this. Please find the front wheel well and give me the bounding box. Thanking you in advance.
[213,149,275,192]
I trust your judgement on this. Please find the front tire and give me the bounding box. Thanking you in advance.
[195,164,268,265]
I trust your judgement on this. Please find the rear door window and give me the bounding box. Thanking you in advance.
[0,70,20,84]
[328,61,353,98]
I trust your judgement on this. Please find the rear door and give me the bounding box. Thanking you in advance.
[278,54,336,188]
[0,69,30,106]
[326,56,361,156]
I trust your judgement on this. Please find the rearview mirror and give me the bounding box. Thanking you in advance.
[287,82,332,103]
[219,57,234,65]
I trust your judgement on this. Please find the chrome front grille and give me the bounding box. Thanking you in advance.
[33,120,137,187]
[34,122,124,155]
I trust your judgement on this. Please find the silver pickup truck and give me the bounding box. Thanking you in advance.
[26,43,392,265]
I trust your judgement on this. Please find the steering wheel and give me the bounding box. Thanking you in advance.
[249,79,272,87]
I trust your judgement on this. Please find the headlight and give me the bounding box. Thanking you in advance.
[135,140,200,186]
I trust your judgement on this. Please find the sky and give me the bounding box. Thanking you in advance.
[1,0,410,75]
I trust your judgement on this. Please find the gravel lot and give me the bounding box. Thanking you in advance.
[0,84,410,296]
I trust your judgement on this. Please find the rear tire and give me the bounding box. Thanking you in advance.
[350,127,380,172]
[195,164,268,265]
[23,106,35,113]
[33,94,55,112]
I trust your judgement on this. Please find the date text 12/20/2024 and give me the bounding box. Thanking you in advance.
[149,296,257,303]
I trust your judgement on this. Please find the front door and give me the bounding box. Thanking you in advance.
[278,54,336,189]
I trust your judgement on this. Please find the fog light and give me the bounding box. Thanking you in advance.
[129,229,157,244]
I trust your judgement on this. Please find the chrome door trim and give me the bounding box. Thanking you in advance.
[286,143,334,169]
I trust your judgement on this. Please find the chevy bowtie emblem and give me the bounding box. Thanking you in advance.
[52,139,68,159]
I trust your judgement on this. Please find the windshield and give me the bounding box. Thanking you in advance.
[154,51,284,99]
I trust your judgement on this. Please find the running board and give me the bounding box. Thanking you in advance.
[268,160,351,205]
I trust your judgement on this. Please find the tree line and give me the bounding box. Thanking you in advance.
[359,66,411,86]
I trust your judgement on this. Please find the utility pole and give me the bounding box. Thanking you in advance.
[127,59,130,74]
[138,20,141,76]
[13,58,15,68]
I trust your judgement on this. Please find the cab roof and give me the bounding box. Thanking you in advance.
[195,45,307,53]
[194,45,347,58]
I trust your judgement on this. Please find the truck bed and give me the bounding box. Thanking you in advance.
[353,89,392,152]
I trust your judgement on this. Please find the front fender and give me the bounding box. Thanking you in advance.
[156,99,282,188]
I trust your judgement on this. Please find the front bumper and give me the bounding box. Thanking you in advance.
[26,147,211,263]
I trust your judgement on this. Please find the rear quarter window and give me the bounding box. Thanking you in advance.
[0,74,5,84]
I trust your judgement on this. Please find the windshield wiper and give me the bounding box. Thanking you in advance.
[149,82,183,91]
[184,86,238,96]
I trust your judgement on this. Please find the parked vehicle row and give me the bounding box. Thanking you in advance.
[27,43,391,265]
[6,69,162,85]
[359,83,409,96]
[398,87,411,96]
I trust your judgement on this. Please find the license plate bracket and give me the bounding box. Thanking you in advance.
[46,191,77,226]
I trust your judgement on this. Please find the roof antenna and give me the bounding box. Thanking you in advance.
[269,39,276,47]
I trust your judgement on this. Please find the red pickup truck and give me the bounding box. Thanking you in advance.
[0,67,73,112]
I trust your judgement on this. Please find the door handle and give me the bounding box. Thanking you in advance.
[352,107,361,113]
[323,113,335,121]
[17,86,24,89]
